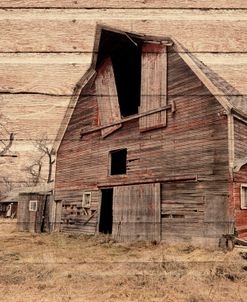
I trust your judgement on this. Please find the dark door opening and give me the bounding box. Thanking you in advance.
[96,30,142,117]
[40,196,48,233]
[99,188,113,234]
[110,149,127,175]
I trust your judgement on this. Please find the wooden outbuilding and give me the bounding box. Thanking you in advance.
[53,26,247,248]
[0,190,18,218]
[17,184,54,233]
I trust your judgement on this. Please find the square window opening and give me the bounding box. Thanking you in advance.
[110,149,127,175]
[29,200,38,212]
[82,192,92,208]
[241,185,247,209]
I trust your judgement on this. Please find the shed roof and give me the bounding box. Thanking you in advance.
[0,183,53,203]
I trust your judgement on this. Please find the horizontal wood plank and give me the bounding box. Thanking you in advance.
[0,1,246,9]
[0,10,246,52]
[0,54,90,94]
[0,94,69,140]
[0,53,246,95]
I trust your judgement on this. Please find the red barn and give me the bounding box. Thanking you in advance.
[53,26,247,248]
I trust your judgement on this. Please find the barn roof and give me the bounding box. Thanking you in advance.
[0,189,19,203]
[0,183,53,203]
[53,26,247,152]
[174,40,247,116]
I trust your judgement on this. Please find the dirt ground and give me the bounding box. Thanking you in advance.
[0,219,247,302]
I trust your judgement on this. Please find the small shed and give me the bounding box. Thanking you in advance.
[0,190,19,218]
[17,184,54,233]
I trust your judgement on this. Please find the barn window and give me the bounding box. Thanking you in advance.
[82,192,91,208]
[241,185,247,209]
[29,200,38,212]
[110,149,127,175]
[82,192,92,216]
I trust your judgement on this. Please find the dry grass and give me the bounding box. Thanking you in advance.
[0,219,247,302]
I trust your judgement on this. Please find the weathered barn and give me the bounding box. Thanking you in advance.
[53,26,247,248]
[17,184,54,233]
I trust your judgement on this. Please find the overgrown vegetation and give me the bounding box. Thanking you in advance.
[0,219,247,302]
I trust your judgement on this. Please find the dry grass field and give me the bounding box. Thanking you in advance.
[0,218,247,302]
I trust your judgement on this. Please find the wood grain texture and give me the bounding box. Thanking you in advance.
[18,193,52,232]
[0,9,246,52]
[140,44,167,131]
[0,53,246,95]
[0,94,68,140]
[231,165,247,238]
[95,58,122,137]
[0,54,90,95]
[1,1,246,9]
[112,183,160,241]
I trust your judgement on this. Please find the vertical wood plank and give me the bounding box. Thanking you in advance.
[95,57,122,137]
[112,183,160,241]
[140,43,167,131]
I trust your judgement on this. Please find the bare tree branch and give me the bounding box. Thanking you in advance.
[0,133,14,156]
[0,113,15,157]
[24,134,55,185]
[2,176,13,192]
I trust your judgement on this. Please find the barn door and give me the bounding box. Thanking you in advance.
[139,43,167,132]
[112,183,161,241]
[95,57,122,138]
[35,195,46,233]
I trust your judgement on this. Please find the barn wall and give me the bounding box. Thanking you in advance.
[232,167,247,238]
[231,118,247,238]
[17,193,36,232]
[55,50,230,245]
[0,3,246,191]
[234,118,247,159]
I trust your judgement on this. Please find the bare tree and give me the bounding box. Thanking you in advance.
[24,156,44,186]
[0,114,15,157]
[2,176,13,192]
[24,135,55,185]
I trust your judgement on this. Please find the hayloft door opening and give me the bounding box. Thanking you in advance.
[99,188,113,234]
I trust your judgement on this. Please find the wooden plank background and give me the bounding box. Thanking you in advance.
[1,1,247,9]
[0,1,246,189]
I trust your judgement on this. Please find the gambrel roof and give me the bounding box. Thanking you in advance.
[54,26,247,151]
[175,40,247,116]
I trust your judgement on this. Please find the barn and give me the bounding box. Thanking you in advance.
[53,26,247,248]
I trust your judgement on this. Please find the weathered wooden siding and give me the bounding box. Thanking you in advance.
[60,189,99,233]
[230,118,247,238]
[17,193,52,232]
[112,183,161,241]
[234,118,247,159]
[0,4,246,191]
[232,167,247,238]
[55,49,230,245]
